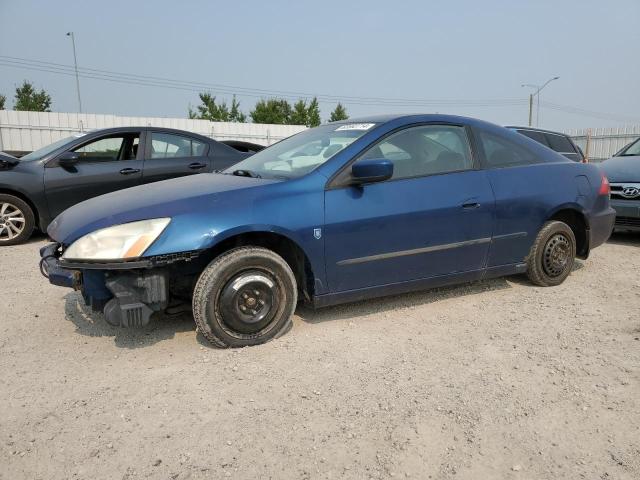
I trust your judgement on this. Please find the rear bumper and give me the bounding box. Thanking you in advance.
[610,198,640,231]
[588,206,616,251]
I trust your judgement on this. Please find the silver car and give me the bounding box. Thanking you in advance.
[600,138,640,232]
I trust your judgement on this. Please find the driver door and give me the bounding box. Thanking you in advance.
[324,124,495,292]
[44,132,144,218]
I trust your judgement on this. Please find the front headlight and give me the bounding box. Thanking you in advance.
[62,218,171,261]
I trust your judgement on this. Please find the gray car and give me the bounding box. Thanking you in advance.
[0,127,250,245]
[600,137,640,232]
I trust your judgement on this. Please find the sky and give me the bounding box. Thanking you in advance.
[1,0,639,131]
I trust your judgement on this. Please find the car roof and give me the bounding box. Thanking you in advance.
[83,126,216,143]
[331,113,495,128]
[505,125,570,137]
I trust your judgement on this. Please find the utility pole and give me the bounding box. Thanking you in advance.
[66,32,82,113]
[528,93,533,126]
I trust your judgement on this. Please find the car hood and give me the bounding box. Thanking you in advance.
[48,173,279,244]
[600,156,640,182]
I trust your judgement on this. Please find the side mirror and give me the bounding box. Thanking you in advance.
[351,159,393,185]
[57,151,80,167]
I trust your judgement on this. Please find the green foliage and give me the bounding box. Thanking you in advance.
[228,96,246,123]
[0,94,5,110]
[290,100,308,126]
[289,98,322,127]
[329,102,349,122]
[14,81,51,112]
[307,97,321,127]
[250,98,293,124]
[188,93,230,121]
[189,94,246,122]
[190,94,324,126]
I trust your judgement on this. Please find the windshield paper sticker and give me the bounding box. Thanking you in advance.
[336,123,375,131]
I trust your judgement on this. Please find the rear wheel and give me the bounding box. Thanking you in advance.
[526,220,576,286]
[0,194,35,246]
[192,247,297,348]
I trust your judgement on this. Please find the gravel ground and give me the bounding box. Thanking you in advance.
[1,234,639,480]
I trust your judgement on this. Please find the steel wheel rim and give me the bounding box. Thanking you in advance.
[0,202,26,242]
[542,233,571,277]
[217,270,280,335]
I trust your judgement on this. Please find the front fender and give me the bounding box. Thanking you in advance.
[146,220,328,295]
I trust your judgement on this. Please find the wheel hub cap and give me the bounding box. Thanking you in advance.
[542,233,571,277]
[218,271,279,334]
[0,202,26,241]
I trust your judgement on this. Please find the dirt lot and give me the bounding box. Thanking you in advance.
[1,234,639,480]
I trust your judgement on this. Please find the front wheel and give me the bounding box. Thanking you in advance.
[192,247,298,348]
[526,220,576,286]
[0,194,35,246]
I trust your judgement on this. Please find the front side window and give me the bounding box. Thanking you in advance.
[73,135,139,162]
[478,130,539,168]
[357,125,473,180]
[150,133,206,159]
[223,123,376,179]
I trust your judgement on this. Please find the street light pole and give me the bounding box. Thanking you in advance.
[522,77,559,127]
[66,32,82,113]
[534,76,559,127]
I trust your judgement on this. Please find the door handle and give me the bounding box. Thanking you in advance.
[189,162,207,170]
[462,202,481,209]
[119,168,141,175]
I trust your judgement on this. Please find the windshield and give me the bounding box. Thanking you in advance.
[19,135,84,161]
[619,138,640,156]
[222,123,377,179]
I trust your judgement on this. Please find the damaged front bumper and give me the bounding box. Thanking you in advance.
[40,243,198,328]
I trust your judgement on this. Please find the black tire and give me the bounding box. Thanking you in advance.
[526,220,576,286]
[192,247,297,348]
[0,194,35,246]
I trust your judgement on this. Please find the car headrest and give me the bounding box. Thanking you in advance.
[323,144,343,159]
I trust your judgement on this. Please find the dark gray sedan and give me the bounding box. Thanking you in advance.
[600,137,640,232]
[0,127,249,245]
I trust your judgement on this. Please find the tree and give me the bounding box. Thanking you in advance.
[228,96,246,123]
[329,103,349,122]
[250,98,292,124]
[290,100,308,126]
[307,97,321,127]
[0,94,5,110]
[188,93,230,121]
[14,81,51,112]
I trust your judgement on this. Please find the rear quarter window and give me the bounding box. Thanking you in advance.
[545,133,575,154]
[478,130,541,168]
[516,129,548,146]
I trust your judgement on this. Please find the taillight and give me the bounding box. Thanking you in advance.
[598,173,610,196]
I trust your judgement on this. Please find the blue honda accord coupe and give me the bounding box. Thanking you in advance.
[40,114,615,347]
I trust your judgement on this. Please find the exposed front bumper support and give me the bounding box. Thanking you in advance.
[40,243,81,289]
[40,243,175,328]
[103,272,169,327]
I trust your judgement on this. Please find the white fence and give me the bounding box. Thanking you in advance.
[0,111,306,154]
[564,125,640,162]
[3,110,638,162]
